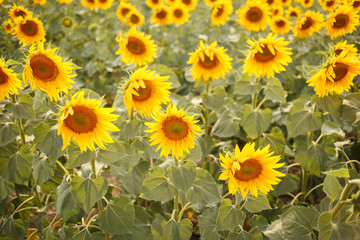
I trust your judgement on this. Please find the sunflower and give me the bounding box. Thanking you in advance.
[8,4,33,20]
[306,52,360,97]
[325,5,359,39]
[166,0,177,5]
[270,15,292,34]
[211,0,234,26]
[145,104,202,159]
[243,33,292,78]
[236,0,270,31]
[58,91,120,152]
[277,0,292,7]
[293,11,324,39]
[97,0,114,9]
[301,0,314,7]
[285,6,301,18]
[187,40,233,82]
[322,0,337,11]
[123,66,172,118]
[171,3,190,25]
[23,42,76,101]
[34,0,47,5]
[271,5,284,17]
[0,59,23,101]
[218,143,285,197]
[13,16,46,45]
[264,0,276,8]
[57,0,73,4]
[116,27,157,66]
[81,0,97,10]
[204,0,219,6]
[116,1,135,22]
[127,10,145,27]
[4,19,14,34]
[180,0,198,12]
[151,5,172,25]
[63,17,73,28]
[352,0,360,10]
[333,40,358,57]
[146,0,163,8]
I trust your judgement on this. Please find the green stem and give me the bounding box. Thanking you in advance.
[56,160,72,181]
[129,108,134,121]
[204,108,209,135]
[331,179,360,220]
[173,190,180,221]
[251,78,260,110]
[304,183,324,200]
[10,95,26,145]
[300,168,308,202]
[255,97,267,110]
[177,201,190,223]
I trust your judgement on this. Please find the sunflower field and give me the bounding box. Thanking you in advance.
[1,0,360,239]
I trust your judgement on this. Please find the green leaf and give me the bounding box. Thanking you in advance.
[179,219,193,240]
[211,111,240,138]
[340,92,360,125]
[0,177,14,201]
[241,105,272,139]
[139,167,177,201]
[5,145,33,185]
[97,140,142,165]
[147,64,180,88]
[72,229,105,240]
[323,175,342,202]
[295,136,336,177]
[234,74,261,95]
[133,137,160,159]
[215,199,246,231]
[167,161,196,193]
[56,177,82,220]
[33,155,56,185]
[280,206,319,240]
[120,161,149,197]
[96,196,135,235]
[182,140,202,164]
[227,231,257,240]
[1,217,28,240]
[318,212,356,240]
[36,127,65,161]
[67,142,96,168]
[322,168,350,178]
[286,100,322,138]
[321,120,345,138]
[313,95,342,118]
[259,127,286,156]
[244,192,271,213]
[273,174,300,196]
[198,207,221,240]
[264,78,286,103]
[263,219,285,240]
[117,119,144,141]
[0,123,20,147]
[70,176,108,212]
[5,102,36,120]
[250,215,269,232]
[187,168,221,208]
[151,214,167,239]
[202,86,227,112]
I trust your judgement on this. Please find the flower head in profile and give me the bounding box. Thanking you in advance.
[333,41,358,57]
[218,143,285,197]
[23,42,76,101]
[57,0,73,4]
[236,0,270,31]
[4,19,14,34]
[187,40,233,82]
[0,59,23,101]
[58,91,120,152]
[34,0,47,5]
[325,5,359,39]
[306,52,360,97]
[8,4,33,20]
[13,16,46,45]
[123,66,172,118]
[116,27,157,66]
[293,11,324,39]
[145,104,202,159]
[211,0,233,26]
[244,33,292,78]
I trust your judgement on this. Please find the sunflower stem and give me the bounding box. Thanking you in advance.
[331,179,360,220]
[56,160,72,181]
[10,95,26,145]
[251,78,260,110]
[300,168,308,202]
[173,190,180,221]
[203,82,212,135]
